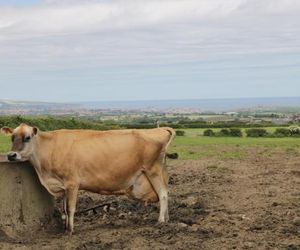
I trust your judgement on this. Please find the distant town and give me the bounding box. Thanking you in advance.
[1,97,300,126]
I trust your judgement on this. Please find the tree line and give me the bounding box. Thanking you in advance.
[198,127,300,137]
[0,115,297,134]
[0,116,119,131]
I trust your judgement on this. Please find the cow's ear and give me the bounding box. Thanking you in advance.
[0,127,13,136]
[32,127,39,136]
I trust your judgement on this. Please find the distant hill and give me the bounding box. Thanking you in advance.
[0,97,300,115]
[0,99,62,107]
[0,99,80,115]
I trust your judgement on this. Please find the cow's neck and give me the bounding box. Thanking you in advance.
[29,132,65,196]
[29,132,53,174]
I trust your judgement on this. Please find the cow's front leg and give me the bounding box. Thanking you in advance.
[66,185,79,235]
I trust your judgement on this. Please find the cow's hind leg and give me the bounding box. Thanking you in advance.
[144,161,169,223]
[65,185,79,235]
[63,196,69,231]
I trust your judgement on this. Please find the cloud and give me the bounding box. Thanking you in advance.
[0,0,238,36]
[0,0,299,70]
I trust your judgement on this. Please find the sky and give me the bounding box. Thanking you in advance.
[0,0,299,102]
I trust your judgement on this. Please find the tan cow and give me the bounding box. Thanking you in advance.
[1,124,175,234]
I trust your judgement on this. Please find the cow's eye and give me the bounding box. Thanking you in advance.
[23,136,31,143]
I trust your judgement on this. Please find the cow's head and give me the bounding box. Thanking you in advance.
[1,123,38,161]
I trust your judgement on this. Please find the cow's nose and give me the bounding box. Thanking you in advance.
[7,152,17,161]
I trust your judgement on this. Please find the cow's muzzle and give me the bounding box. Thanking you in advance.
[7,152,21,161]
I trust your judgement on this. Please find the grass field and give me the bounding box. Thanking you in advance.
[172,136,300,160]
[172,127,300,160]
[0,135,10,153]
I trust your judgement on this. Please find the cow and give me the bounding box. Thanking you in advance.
[0,123,175,234]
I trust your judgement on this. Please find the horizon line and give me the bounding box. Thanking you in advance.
[1,96,300,104]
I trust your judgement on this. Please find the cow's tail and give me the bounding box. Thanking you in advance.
[163,127,176,152]
[158,127,175,185]
[159,127,176,165]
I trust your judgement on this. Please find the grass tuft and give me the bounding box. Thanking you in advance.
[0,135,10,153]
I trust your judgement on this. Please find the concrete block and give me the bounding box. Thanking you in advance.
[0,156,54,238]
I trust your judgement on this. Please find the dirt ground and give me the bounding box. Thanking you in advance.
[0,146,299,250]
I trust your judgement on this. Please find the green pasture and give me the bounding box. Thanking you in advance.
[171,135,300,160]
[173,135,300,147]
[171,128,300,160]
[0,135,10,153]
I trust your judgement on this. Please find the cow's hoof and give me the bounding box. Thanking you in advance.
[158,218,169,223]
[158,214,169,223]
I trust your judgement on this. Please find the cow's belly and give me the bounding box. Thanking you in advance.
[78,158,146,192]
[79,167,142,193]
[80,172,158,203]
[79,166,158,203]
